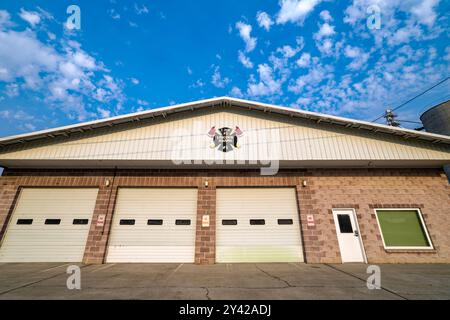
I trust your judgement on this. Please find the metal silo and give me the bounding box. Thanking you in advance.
[420,100,450,136]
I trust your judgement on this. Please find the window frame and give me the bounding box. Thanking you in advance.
[374,208,434,250]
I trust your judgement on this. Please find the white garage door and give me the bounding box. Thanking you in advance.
[0,188,98,263]
[216,188,303,263]
[106,188,197,263]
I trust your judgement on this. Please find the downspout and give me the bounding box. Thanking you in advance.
[100,166,118,264]
[102,166,118,236]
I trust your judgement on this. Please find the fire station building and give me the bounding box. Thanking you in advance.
[0,97,449,264]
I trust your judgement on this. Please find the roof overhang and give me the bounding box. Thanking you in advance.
[1,97,450,149]
[0,159,448,170]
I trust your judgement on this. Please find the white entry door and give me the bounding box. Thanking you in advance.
[332,209,366,263]
[106,188,197,263]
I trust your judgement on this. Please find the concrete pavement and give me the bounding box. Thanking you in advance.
[0,263,448,300]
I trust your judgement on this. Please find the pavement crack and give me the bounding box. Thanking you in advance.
[255,264,293,288]
[0,264,91,296]
[324,264,409,300]
[202,287,211,300]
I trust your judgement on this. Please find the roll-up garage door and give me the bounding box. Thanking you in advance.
[0,188,98,263]
[216,188,303,263]
[106,188,197,263]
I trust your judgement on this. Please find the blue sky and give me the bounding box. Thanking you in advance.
[0,0,449,137]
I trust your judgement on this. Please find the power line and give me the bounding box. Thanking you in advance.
[396,120,422,125]
[371,76,450,123]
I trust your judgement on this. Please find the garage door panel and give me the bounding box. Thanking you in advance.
[217,246,303,263]
[0,188,98,263]
[107,246,195,263]
[106,188,197,263]
[216,188,303,263]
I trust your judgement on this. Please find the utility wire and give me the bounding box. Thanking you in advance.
[396,120,422,124]
[371,76,450,123]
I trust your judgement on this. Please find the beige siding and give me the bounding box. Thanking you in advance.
[0,111,449,161]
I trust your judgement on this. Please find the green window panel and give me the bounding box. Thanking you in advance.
[376,210,431,248]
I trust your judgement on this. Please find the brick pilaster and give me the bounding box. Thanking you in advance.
[195,182,216,264]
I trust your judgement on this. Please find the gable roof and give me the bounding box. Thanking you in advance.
[1,96,450,148]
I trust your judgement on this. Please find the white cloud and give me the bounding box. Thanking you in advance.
[276,0,322,25]
[137,99,149,106]
[277,45,300,59]
[187,67,193,75]
[388,24,423,46]
[316,38,334,56]
[134,3,149,15]
[410,0,439,27]
[236,21,257,52]
[313,19,336,56]
[130,77,139,85]
[97,107,111,118]
[0,10,13,29]
[445,47,450,61]
[296,52,311,68]
[238,51,253,69]
[230,86,244,98]
[256,11,273,31]
[0,110,11,118]
[344,45,370,70]
[2,109,34,121]
[19,8,41,27]
[190,79,205,88]
[288,61,333,94]
[0,18,126,121]
[47,32,56,40]
[23,123,36,131]
[294,97,312,107]
[247,64,283,97]
[211,66,231,88]
[315,22,335,39]
[344,1,442,49]
[5,83,19,97]
[108,9,121,20]
[319,10,332,21]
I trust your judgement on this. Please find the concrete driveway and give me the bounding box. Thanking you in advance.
[0,263,448,300]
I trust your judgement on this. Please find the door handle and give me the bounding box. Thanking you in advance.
[354,230,359,237]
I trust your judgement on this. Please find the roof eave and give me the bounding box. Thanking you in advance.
[0,96,449,147]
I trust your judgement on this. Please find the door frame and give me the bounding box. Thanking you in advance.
[332,208,368,264]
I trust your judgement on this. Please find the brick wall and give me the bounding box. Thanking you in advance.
[0,168,449,264]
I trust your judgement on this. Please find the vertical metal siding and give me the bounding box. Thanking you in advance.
[0,111,449,161]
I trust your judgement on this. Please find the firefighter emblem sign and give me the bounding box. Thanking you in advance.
[208,126,243,152]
